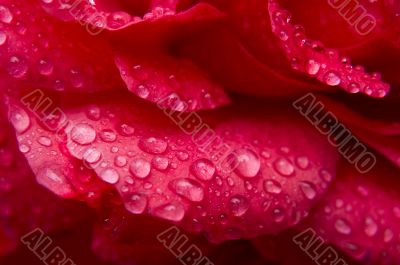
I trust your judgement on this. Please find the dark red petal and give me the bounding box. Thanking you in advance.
[301,158,400,264]
[7,90,339,242]
[0,1,124,94]
[114,49,230,111]
[267,0,390,98]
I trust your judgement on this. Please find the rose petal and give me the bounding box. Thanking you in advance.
[114,49,230,111]
[0,1,124,94]
[7,90,339,242]
[267,0,390,98]
[302,158,400,264]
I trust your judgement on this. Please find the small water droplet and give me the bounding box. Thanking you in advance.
[229,195,249,217]
[296,156,310,169]
[9,106,30,133]
[139,137,168,154]
[324,71,341,86]
[348,83,360,93]
[364,216,378,237]
[0,31,7,46]
[99,168,120,184]
[136,84,150,99]
[126,193,147,214]
[335,219,352,235]
[71,123,96,145]
[117,123,135,136]
[114,156,127,167]
[7,56,28,79]
[383,229,394,243]
[319,169,333,182]
[169,178,204,202]
[191,159,216,181]
[264,179,282,194]
[299,181,317,200]
[37,136,52,147]
[19,143,30,153]
[37,58,53,76]
[274,158,295,176]
[272,207,285,223]
[129,158,151,179]
[305,59,321,75]
[152,156,169,171]
[86,105,101,121]
[99,129,117,143]
[153,202,185,222]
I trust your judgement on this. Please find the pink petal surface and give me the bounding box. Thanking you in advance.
[7,90,338,243]
[0,1,124,94]
[302,158,400,264]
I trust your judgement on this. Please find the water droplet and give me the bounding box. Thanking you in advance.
[152,156,169,171]
[117,123,135,136]
[383,229,394,243]
[299,181,317,200]
[132,65,149,81]
[71,123,96,145]
[136,84,150,99]
[274,158,295,176]
[319,169,333,182]
[153,202,185,222]
[37,136,52,147]
[7,56,28,79]
[129,158,151,179]
[272,207,285,223]
[335,219,352,235]
[139,137,168,154]
[176,150,189,161]
[99,129,117,142]
[278,30,288,41]
[264,179,282,194]
[364,216,378,237]
[324,71,341,86]
[107,11,131,28]
[273,10,291,25]
[99,168,120,184]
[83,148,102,164]
[191,159,215,181]
[392,207,400,219]
[69,68,84,88]
[37,58,53,75]
[348,83,360,93]
[305,59,321,75]
[9,106,30,133]
[296,156,310,169]
[169,178,204,202]
[229,195,249,217]
[86,105,101,120]
[19,143,30,153]
[0,5,13,23]
[114,155,127,167]
[0,31,7,46]
[126,194,147,214]
[53,79,65,91]
[36,167,72,196]
[233,149,260,178]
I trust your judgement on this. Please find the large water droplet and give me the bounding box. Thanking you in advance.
[71,123,96,145]
[129,158,151,179]
[264,179,282,194]
[9,106,30,133]
[274,158,295,176]
[229,195,249,217]
[233,149,260,178]
[126,193,147,214]
[191,159,216,181]
[99,168,120,184]
[153,202,185,222]
[139,137,168,154]
[299,181,317,200]
[0,5,13,23]
[335,219,352,235]
[169,178,204,202]
[136,84,150,99]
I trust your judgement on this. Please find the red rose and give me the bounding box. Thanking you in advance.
[0,0,399,264]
